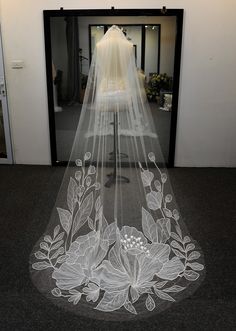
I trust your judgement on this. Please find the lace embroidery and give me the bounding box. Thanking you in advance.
[32,152,204,314]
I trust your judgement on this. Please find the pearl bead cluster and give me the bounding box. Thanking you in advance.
[121,234,150,256]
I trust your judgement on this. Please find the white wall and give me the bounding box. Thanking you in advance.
[0,0,236,166]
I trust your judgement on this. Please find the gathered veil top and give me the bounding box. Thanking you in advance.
[30,25,205,320]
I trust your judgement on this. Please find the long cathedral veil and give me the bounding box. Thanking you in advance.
[30,25,204,320]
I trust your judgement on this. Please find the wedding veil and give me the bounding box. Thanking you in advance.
[30,25,204,320]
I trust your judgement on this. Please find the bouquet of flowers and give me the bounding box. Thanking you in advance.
[146,73,172,101]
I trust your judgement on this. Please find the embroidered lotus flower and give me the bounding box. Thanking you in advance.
[91,233,171,311]
[52,230,108,290]
[91,225,185,312]
[93,227,183,311]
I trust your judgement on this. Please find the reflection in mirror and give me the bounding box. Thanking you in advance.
[90,25,105,59]
[48,12,180,165]
[0,101,7,158]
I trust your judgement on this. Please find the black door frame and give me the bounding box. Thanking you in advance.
[43,8,184,166]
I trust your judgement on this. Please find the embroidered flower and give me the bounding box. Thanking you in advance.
[92,237,170,311]
[91,223,185,311]
[120,226,149,256]
[52,263,85,290]
[68,289,82,305]
[82,283,100,302]
[52,230,109,290]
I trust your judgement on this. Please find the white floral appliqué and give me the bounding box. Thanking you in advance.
[32,153,204,314]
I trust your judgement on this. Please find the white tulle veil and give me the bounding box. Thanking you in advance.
[30,25,204,320]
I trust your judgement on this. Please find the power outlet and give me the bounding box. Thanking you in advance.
[11,60,25,69]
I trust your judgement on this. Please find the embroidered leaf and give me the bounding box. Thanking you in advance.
[165,194,172,203]
[188,251,201,261]
[103,221,117,245]
[95,289,128,312]
[88,217,94,230]
[57,208,72,235]
[51,240,64,251]
[150,223,162,242]
[154,281,168,289]
[75,170,82,181]
[124,301,137,315]
[107,241,123,270]
[183,270,199,281]
[171,232,182,242]
[95,205,103,223]
[72,191,93,236]
[146,191,162,210]
[141,170,154,187]
[67,177,77,213]
[171,240,185,252]
[51,247,64,260]
[54,232,65,243]
[186,243,195,252]
[173,209,180,221]
[95,196,101,212]
[145,294,156,311]
[158,218,171,242]
[154,288,175,302]
[130,286,140,303]
[94,182,100,190]
[165,218,171,235]
[53,225,60,238]
[142,207,155,241]
[154,179,162,192]
[88,165,96,175]
[148,152,155,162]
[175,225,182,238]
[186,262,204,271]
[84,152,91,160]
[56,254,67,264]
[75,159,82,166]
[34,251,47,260]
[172,248,186,259]
[44,235,52,244]
[86,176,92,187]
[100,216,108,234]
[161,173,167,183]
[184,236,191,244]
[32,261,51,270]
[77,185,85,198]
[163,208,172,218]
[40,242,49,251]
[51,288,61,297]
[163,285,185,293]
[157,257,185,280]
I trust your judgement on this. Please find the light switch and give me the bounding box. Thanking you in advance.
[11,60,25,69]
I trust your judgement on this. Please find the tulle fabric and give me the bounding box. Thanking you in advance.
[30,25,204,320]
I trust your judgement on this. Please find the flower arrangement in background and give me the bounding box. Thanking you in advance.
[146,73,172,101]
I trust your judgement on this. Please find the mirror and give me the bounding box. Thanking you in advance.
[44,9,183,166]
